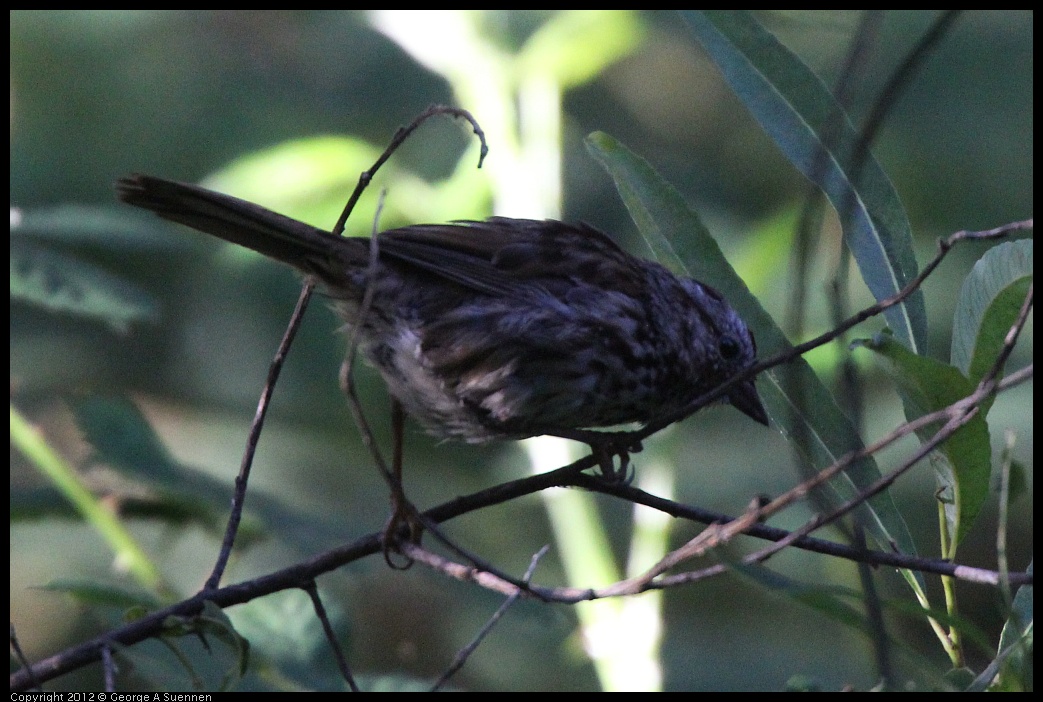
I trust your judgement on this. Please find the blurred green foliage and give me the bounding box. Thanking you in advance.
[11,10,1032,692]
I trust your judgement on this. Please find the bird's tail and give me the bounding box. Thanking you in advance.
[117,174,363,281]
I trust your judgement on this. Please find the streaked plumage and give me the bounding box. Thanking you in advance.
[118,174,767,442]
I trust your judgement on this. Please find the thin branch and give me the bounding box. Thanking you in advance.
[854,525,895,688]
[341,191,393,483]
[302,581,359,692]
[995,429,1017,611]
[855,11,962,162]
[331,105,487,237]
[101,642,116,693]
[204,282,314,591]
[9,624,41,691]
[431,545,550,691]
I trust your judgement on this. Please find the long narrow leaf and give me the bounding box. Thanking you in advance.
[586,132,920,573]
[683,10,926,353]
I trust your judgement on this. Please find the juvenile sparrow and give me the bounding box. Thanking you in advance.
[117,174,768,443]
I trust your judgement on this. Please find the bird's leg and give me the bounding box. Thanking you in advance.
[588,431,642,484]
[381,398,423,568]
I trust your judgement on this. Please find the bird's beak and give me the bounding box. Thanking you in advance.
[729,379,769,426]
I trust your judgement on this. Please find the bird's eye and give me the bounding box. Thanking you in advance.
[719,335,741,359]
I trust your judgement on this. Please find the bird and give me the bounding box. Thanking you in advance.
[117,174,768,445]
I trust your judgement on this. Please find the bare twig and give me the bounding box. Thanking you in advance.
[431,545,550,691]
[331,105,487,237]
[303,581,359,692]
[341,190,393,482]
[205,282,314,591]
[10,624,41,691]
[101,642,116,692]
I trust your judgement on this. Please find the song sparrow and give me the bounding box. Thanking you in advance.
[117,174,768,443]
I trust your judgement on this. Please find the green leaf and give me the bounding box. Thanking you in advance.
[10,239,158,333]
[14,204,193,253]
[732,558,987,646]
[681,10,926,353]
[117,601,250,692]
[856,332,991,552]
[951,240,1033,383]
[72,395,263,538]
[36,577,164,610]
[74,394,181,479]
[985,560,1033,691]
[731,561,870,632]
[71,394,348,553]
[732,557,993,688]
[194,601,252,685]
[585,131,920,572]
